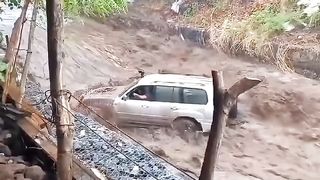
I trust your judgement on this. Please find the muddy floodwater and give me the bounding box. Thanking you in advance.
[1,3,320,180]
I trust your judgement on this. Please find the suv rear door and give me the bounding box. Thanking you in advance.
[178,87,208,121]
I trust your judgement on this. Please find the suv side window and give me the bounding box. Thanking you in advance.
[182,88,208,105]
[154,86,181,103]
[127,85,155,101]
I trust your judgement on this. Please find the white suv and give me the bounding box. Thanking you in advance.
[79,73,237,132]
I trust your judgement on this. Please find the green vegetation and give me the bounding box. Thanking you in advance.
[225,4,320,43]
[251,8,298,37]
[64,0,128,18]
[0,60,8,83]
[210,0,231,12]
[306,11,320,27]
[183,3,198,18]
[213,2,320,71]
[7,0,22,9]
[0,0,127,18]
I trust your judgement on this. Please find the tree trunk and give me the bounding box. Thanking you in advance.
[199,70,261,180]
[2,0,30,104]
[199,71,225,180]
[46,0,74,179]
[18,0,39,108]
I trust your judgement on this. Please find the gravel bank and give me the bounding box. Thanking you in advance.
[25,81,191,180]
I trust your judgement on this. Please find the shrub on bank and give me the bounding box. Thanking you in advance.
[64,0,128,18]
[212,0,320,71]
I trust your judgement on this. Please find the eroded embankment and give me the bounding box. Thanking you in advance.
[110,1,320,81]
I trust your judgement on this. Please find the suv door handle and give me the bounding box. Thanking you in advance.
[141,105,149,108]
[170,107,178,110]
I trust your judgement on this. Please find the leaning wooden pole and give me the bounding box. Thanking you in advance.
[2,0,31,103]
[46,0,74,179]
[3,0,30,64]
[19,0,39,108]
[199,70,261,180]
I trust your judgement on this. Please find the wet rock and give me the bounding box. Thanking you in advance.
[150,146,168,158]
[10,156,28,165]
[14,173,25,180]
[0,143,11,156]
[0,168,14,179]
[0,155,7,164]
[0,118,4,126]
[0,163,26,179]
[25,165,46,180]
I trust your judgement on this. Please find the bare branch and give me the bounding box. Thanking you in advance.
[228,77,262,98]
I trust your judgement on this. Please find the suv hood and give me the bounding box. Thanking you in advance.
[78,85,128,107]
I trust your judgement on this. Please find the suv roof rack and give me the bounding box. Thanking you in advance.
[157,69,211,78]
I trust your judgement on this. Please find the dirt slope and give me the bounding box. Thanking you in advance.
[6,4,320,180]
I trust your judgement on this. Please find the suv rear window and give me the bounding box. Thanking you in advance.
[155,86,180,103]
[154,86,207,105]
[182,88,208,105]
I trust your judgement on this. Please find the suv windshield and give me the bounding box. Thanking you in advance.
[118,80,138,97]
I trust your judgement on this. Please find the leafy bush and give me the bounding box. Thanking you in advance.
[183,3,198,18]
[222,2,320,44]
[64,0,128,18]
[249,6,301,39]
[304,11,320,27]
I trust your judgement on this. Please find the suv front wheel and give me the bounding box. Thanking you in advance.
[173,118,202,133]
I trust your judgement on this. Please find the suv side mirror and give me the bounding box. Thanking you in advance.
[122,95,128,101]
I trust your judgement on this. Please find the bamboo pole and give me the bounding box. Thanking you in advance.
[18,0,39,108]
[46,0,74,179]
[199,70,261,180]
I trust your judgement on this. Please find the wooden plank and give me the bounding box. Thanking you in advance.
[17,117,98,180]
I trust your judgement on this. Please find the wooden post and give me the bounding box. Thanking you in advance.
[46,0,74,179]
[199,70,261,180]
[5,35,9,48]
[18,0,39,108]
